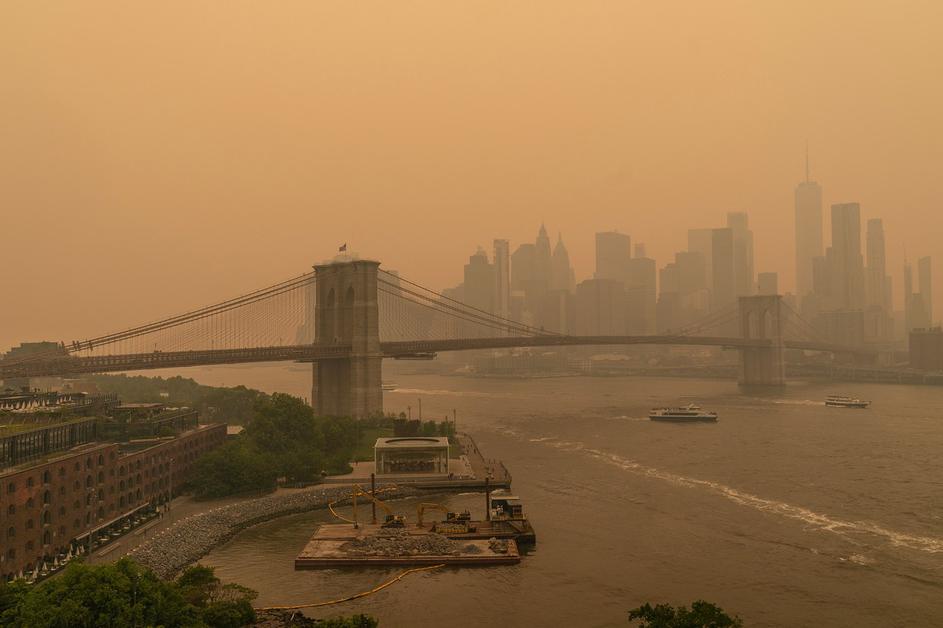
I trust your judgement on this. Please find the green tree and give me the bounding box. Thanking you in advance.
[176,565,256,628]
[192,440,277,498]
[318,614,380,628]
[628,600,743,628]
[9,558,198,627]
[246,393,325,481]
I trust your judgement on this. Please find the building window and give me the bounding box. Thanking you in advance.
[98,471,104,483]
[42,511,51,525]
[6,505,14,516]
[43,491,51,505]
[86,476,93,488]
[6,549,13,560]
[27,477,34,488]
[25,520,33,530]
[26,541,33,551]
[73,480,80,490]
[58,466,66,477]
[42,531,51,545]
[74,462,80,471]
[6,483,13,494]
[42,470,51,484]
[86,458,92,470]
[26,498,34,508]
[98,454,104,466]
[6,527,13,538]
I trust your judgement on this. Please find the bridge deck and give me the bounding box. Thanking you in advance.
[0,336,873,379]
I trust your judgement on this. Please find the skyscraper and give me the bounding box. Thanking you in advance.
[904,261,914,331]
[687,228,713,285]
[493,239,510,323]
[864,219,892,340]
[535,223,553,290]
[828,202,865,310]
[919,256,933,326]
[463,247,494,315]
[795,152,823,297]
[626,256,657,334]
[595,231,631,283]
[510,243,536,291]
[551,233,575,293]
[727,212,755,296]
[710,228,735,311]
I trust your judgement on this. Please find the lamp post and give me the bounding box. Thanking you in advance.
[168,457,175,523]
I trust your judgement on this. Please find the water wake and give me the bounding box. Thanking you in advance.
[538,438,943,555]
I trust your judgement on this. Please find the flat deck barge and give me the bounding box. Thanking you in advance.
[294,524,520,569]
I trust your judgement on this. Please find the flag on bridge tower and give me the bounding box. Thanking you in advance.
[339,243,347,252]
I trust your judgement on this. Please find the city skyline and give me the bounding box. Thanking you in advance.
[3,2,943,353]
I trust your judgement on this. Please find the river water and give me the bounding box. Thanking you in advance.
[175,364,943,627]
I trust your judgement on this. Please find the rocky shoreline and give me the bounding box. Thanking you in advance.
[129,484,419,579]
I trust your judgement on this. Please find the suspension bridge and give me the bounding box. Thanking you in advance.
[0,258,874,417]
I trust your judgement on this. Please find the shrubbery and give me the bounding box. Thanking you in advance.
[191,393,363,498]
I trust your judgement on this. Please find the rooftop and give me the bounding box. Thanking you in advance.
[375,436,450,450]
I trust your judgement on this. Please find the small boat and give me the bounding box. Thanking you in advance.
[649,403,718,422]
[381,382,398,391]
[825,395,870,408]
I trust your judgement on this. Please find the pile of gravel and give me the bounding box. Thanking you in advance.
[488,538,510,554]
[340,529,462,557]
[130,484,417,579]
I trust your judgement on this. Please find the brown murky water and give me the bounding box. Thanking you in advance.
[174,365,943,627]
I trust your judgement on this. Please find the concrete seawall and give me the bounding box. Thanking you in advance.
[129,484,419,579]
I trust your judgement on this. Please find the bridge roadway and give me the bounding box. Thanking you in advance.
[0,335,873,379]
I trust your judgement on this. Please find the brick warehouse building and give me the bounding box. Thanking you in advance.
[0,414,225,579]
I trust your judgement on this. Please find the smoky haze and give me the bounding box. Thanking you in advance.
[1,1,941,351]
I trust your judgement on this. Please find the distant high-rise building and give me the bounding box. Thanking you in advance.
[919,256,933,326]
[626,256,657,334]
[827,202,865,310]
[904,261,914,331]
[595,231,631,283]
[864,219,892,341]
[757,272,779,295]
[535,223,553,289]
[795,152,823,297]
[551,233,575,293]
[710,228,735,311]
[493,239,510,323]
[463,247,494,316]
[510,243,536,291]
[573,278,626,335]
[727,212,755,296]
[634,243,647,259]
[687,228,713,284]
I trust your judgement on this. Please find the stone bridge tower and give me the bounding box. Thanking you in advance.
[311,260,383,418]
[738,294,786,387]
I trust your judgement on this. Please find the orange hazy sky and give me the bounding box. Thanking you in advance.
[2,2,941,351]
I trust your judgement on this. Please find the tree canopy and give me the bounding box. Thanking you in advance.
[628,600,743,628]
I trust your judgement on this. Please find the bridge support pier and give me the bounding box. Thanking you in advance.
[738,295,785,387]
[311,260,383,418]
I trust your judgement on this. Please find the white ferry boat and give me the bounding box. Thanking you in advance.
[825,395,870,408]
[649,403,718,423]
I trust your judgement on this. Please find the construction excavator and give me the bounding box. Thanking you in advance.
[416,502,474,533]
[351,484,407,528]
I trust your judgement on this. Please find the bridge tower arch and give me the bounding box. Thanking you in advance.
[738,294,785,387]
[311,260,383,418]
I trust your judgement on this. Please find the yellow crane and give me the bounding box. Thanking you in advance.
[352,484,407,528]
[416,502,451,528]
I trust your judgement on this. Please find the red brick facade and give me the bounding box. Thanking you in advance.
[0,423,225,578]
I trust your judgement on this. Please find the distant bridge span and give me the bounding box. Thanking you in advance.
[0,259,877,417]
[0,335,872,380]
